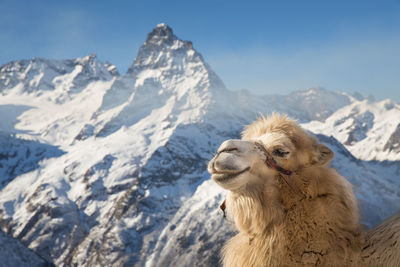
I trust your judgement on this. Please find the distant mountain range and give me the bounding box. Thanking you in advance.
[0,23,399,266]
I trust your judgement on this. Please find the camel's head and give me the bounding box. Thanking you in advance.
[208,114,334,191]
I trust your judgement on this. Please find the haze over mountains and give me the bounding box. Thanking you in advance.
[0,24,399,266]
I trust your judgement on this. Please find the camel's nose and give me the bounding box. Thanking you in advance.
[217,139,255,154]
[210,139,255,173]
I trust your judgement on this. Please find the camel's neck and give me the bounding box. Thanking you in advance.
[225,168,364,265]
[226,180,286,236]
[226,168,361,234]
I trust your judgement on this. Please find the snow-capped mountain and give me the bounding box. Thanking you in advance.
[0,24,399,266]
[0,54,118,102]
[304,98,400,161]
[267,87,353,122]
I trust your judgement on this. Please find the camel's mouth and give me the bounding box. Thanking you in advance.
[211,167,250,183]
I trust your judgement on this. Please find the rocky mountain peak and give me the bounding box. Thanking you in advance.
[143,23,194,49]
[75,53,99,66]
[127,24,197,75]
[145,23,176,46]
[126,24,225,90]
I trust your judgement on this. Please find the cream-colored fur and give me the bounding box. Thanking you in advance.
[208,114,400,267]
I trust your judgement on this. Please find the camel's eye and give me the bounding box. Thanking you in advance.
[272,148,289,157]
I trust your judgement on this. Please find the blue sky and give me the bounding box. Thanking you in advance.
[1,0,400,101]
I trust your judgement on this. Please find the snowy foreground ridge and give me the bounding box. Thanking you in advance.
[0,24,399,266]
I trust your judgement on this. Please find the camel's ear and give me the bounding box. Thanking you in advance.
[312,144,334,166]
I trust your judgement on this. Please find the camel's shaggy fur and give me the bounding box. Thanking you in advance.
[208,114,400,267]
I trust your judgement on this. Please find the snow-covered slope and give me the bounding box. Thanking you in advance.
[0,24,399,266]
[0,229,51,267]
[0,132,64,188]
[304,98,400,161]
[0,54,118,146]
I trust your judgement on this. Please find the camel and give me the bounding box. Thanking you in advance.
[208,113,400,267]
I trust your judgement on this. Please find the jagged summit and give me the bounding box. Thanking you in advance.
[145,23,176,46]
[126,24,225,90]
[127,24,196,75]
[144,23,193,49]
